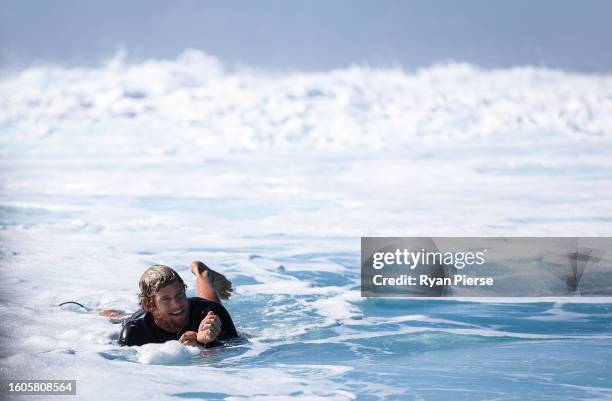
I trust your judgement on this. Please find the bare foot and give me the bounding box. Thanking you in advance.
[99,309,128,318]
[191,260,233,300]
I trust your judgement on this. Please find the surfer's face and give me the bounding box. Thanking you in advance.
[150,280,189,332]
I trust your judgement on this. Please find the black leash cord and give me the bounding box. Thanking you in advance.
[58,301,88,309]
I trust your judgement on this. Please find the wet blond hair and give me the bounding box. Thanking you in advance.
[139,265,186,309]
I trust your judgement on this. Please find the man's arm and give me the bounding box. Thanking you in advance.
[119,321,148,346]
[194,302,238,345]
[213,302,238,339]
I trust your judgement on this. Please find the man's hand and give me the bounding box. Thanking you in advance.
[179,331,199,347]
[197,311,222,344]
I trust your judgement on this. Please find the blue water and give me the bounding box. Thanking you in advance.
[205,280,612,400]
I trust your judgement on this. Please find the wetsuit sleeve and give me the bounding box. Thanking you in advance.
[211,302,238,340]
[119,319,149,346]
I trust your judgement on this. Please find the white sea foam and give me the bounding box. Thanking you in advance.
[2,49,612,158]
[349,314,480,327]
[136,341,200,365]
[301,325,612,345]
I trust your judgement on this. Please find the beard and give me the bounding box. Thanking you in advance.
[152,306,189,333]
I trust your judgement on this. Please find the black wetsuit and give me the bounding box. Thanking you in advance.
[119,297,238,347]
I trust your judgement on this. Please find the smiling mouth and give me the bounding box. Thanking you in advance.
[169,309,184,316]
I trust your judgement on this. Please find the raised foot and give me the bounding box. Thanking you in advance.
[191,260,233,300]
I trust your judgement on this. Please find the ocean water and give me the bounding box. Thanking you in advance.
[1,50,612,400]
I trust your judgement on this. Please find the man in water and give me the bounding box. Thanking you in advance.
[105,261,238,347]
